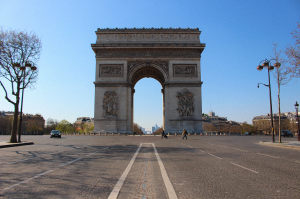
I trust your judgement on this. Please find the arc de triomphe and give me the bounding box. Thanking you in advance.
[91,28,205,134]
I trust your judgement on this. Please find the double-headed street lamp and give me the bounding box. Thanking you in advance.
[13,62,36,142]
[295,101,300,141]
[257,59,280,143]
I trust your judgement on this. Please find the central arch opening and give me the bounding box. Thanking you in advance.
[131,65,166,134]
[134,78,163,134]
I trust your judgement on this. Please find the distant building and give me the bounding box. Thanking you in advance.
[140,127,146,134]
[152,126,156,133]
[22,114,45,134]
[252,114,289,134]
[208,111,215,117]
[0,111,45,135]
[202,112,242,133]
[276,112,299,122]
[151,124,160,133]
[74,117,94,131]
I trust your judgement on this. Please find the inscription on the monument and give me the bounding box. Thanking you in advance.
[173,64,197,77]
[100,64,123,77]
[176,89,194,116]
[96,50,200,58]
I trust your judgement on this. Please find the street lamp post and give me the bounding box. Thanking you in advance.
[257,59,280,143]
[13,62,36,142]
[295,101,300,141]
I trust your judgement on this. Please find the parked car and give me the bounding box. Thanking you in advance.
[50,130,61,138]
[281,130,293,137]
[244,132,252,135]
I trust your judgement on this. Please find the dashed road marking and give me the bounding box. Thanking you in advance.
[256,153,280,159]
[217,145,248,152]
[230,162,259,174]
[1,170,54,193]
[208,153,223,159]
[1,147,105,194]
[60,158,82,167]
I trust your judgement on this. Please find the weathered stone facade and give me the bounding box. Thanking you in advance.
[91,28,205,134]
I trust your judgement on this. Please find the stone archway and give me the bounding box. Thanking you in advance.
[91,28,205,134]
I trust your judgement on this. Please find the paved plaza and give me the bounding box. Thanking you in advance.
[0,135,300,198]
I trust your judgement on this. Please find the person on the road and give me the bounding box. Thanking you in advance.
[182,129,187,140]
[161,130,168,139]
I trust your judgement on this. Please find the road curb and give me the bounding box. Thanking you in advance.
[0,141,34,148]
[259,141,300,150]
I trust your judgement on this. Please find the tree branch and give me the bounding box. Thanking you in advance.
[0,80,16,105]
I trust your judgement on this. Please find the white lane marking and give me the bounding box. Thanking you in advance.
[49,147,76,155]
[1,146,103,193]
[208,153,223,159]
[86,151,98,156]
[60,158,82,167]
[230,162,259,174]
[152,143,178,199]
[8,157,38,165]
[108,144,142,199]
[1,170,54,193]
[217,145,248,152]
[256,153,280,159]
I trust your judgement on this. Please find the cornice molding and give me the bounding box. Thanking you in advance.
[94,49,202,58]
[96,27,200,33]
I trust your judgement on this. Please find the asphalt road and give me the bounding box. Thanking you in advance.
[0,135,299,199]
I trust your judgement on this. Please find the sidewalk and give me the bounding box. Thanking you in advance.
[259,141,300,150]
[0,141,34,148]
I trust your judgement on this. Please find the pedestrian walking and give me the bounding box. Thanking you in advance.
[161,130,168,139]
[182,129,187,140]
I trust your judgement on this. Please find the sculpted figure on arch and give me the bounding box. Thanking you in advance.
[102,91,118,118]
[176,89,194,116]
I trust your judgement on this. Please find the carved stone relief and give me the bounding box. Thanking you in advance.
[173,64,197,77]
[176,89,194,116]
[102,91,118,118]
[100,64,123,77]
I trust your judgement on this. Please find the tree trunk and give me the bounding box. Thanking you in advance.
[10,89,20,143]
[278,78,281,143]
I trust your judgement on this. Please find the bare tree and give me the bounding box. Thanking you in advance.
[153,127,163,135]
[45,118,59,134]
[0,29,41,142]
[285,22,300,78]
[203,123,218,132]
[132,123,143,135]
[272,44,290,142]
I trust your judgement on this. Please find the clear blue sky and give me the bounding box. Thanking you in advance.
[1,0,299,131]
